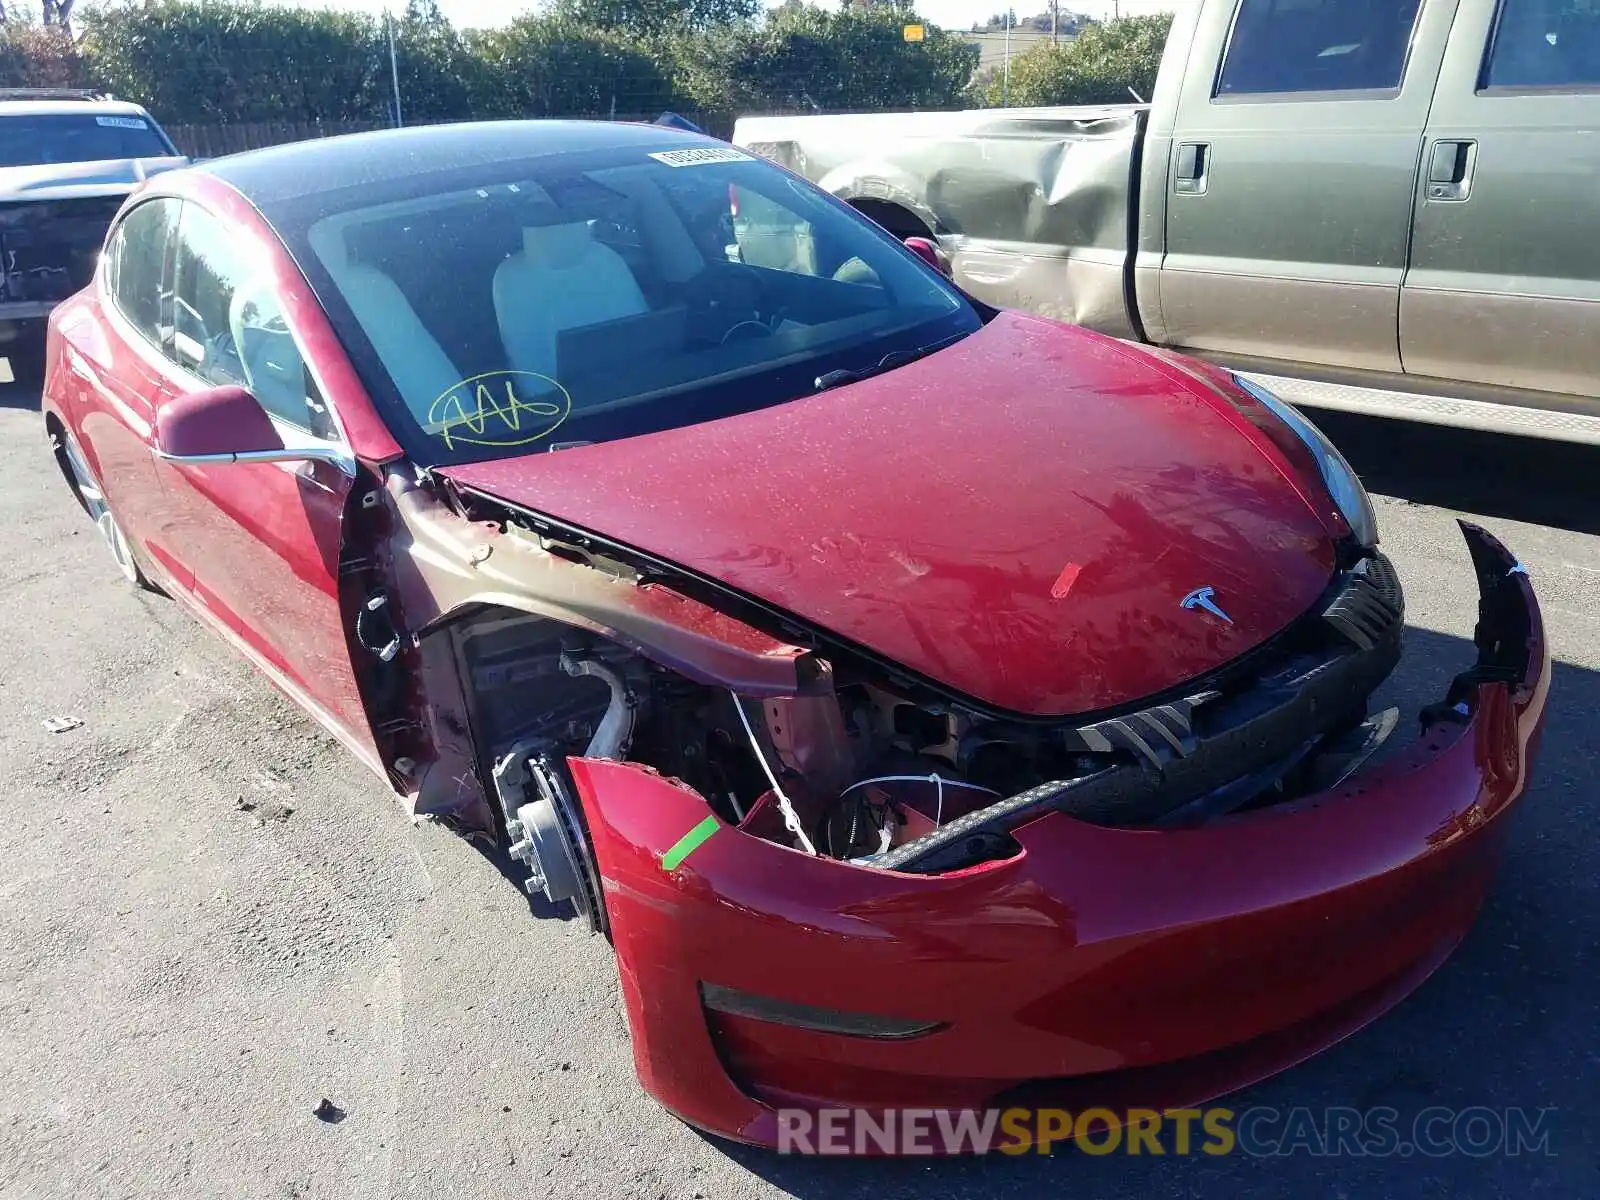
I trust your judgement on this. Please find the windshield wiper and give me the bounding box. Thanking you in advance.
[813,333,966,393]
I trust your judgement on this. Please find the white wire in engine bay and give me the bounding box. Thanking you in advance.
[732,692,818,856]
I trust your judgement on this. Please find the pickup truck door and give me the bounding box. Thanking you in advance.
[1158,0,1454,373]
[1402,0,1600,400]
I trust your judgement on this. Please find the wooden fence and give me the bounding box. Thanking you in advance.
[166,119,392,158]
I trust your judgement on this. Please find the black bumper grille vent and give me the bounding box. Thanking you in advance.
[1323,553,1404,651]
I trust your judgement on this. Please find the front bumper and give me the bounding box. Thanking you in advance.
[569,522,1550,1151]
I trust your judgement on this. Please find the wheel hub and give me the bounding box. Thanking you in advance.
[505,756,607,934]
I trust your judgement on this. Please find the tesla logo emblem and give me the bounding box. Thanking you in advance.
[1181,586,1232,624]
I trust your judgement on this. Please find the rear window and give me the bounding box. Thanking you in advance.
[1216,0,1424,96]
[0,113,174,167]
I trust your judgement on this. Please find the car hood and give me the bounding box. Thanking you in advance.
[0,156,188,202]
[439,312,1340,717]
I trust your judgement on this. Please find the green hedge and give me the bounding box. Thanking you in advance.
[3,2,1169,126]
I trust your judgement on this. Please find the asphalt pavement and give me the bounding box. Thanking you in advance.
[0,380,1595,1199]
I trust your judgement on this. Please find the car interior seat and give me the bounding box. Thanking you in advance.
[492,221,649,383]
[319,232,464,426]
[227,282,309,427]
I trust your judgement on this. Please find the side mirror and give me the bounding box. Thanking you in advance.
[154,384,349,471]
[903,236,952,278]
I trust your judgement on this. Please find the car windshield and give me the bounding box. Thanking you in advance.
[0,113,174,166]
[292,141,981,465]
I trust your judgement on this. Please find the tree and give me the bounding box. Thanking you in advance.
[678,4,977,117]
[551,0,759,39]
[472,14,679,118]
[82,1,390,122]
[14,0,991,128]
[0,20,88,86]
[41,0,73,29]
[394,0,488,121]
[976,12,1170,107]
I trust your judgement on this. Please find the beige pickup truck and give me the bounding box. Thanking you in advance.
[733,0,1600,446]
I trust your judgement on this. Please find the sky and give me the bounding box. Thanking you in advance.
[265,0,1186,32]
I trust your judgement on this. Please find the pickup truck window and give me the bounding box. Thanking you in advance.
[1483,0,1600,89]
[0,113,174,167]
[1216,0,1424,96]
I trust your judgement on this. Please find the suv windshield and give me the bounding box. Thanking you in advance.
[292,142,980,465]
[0,113,174,166]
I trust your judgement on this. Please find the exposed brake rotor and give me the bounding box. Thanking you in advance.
[503,754,608,935]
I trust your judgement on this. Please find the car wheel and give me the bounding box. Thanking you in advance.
[61,433,158,592]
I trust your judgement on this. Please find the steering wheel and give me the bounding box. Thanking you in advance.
[720,320,774,345]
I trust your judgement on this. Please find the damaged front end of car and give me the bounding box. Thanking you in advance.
[351,465,1546,1146]
[367,463,1419,892]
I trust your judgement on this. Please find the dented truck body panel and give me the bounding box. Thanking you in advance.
[736,106,1144,338]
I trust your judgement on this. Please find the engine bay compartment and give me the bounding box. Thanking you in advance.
[444,550,1407,917]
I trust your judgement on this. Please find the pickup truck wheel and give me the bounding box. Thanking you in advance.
[849,198,933,243]
[61,432,158,592]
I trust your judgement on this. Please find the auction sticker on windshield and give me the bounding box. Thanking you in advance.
[426,371,572,451]
[648,148,753,168]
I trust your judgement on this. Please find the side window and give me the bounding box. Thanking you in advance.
[1483,0,1600,90]
[106,198,179,346]
[1216,0,1424,96]
[171,204,335,438]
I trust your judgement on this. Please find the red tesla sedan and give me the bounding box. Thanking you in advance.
[41,121,1549,1151]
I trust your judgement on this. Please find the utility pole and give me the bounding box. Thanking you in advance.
[1051,0,1058,43]
[386,7,404,128]
[1002,8,1013,106]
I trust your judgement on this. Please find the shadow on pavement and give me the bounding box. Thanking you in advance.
[0,379,41,411]
[711,625,1598,1199]
[1309,410,1600,537]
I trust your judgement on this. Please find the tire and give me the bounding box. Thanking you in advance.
[60,431,160,592]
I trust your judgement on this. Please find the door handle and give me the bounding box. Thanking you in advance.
[1426,139,1477,202]
[1174,142,1209,195]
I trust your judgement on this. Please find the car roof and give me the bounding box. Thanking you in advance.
[197,120,708,209]
[0,98,155,118]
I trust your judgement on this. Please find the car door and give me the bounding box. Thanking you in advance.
[66,196,188,583]
[1401,0,1600,398]
[1158,0,1455,373]
[148,198,376,749]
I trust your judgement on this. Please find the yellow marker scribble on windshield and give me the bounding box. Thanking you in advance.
[427,370,572,450]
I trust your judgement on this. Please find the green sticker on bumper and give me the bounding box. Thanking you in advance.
[662,814,721,872]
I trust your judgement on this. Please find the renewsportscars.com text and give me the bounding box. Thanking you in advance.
[775,1106,1557,1157]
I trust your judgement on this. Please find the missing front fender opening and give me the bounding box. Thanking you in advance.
[496,749,609,934]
